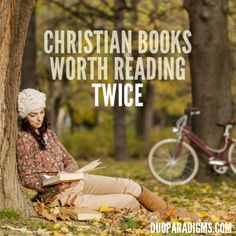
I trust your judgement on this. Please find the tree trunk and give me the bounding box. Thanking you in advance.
[134,0,156,141]
[136,81,155,140]
[143,81,155,140]
[113,0,128,160]
[47,78,70,132]
[184,0,233,181]
[21,8,37,89]
[47,91,62,133]
[0,0,36,216]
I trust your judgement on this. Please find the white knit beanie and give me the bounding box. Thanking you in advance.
[17,88,46,119]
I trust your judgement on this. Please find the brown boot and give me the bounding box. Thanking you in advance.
[137,186,169,213]
[137,186,198,220]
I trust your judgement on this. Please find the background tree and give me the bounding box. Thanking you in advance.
[184,0,233,180]
[113,0,128,160]
[21,9,37,89]
[134,0,158,141]
[0,0,36,215]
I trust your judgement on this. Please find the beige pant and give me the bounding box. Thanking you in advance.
[53,174,142,210]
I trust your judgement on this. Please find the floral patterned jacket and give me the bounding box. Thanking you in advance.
[17,129,78,193]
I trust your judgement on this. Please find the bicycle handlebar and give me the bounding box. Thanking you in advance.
[174,110,233,138]
[184,107,200,114]
[174,110,200,133]
[190,111,201,116]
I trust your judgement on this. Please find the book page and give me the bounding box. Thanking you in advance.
[76,159,101,173]
[43,172,85,186]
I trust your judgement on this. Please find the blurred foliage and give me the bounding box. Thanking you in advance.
[61,122,114,159]
[34,0,236,158]
[61,124,175,159]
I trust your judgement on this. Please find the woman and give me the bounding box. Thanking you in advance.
[17,88,197,219]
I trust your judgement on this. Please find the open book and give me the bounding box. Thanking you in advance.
[43,159,101,186]
[76,159,102,173]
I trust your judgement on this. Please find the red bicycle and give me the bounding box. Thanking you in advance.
[148,108,236,185]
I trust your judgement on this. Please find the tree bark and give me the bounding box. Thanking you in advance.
[113,0,128,160]
[0,0,36,216]
[184,0,233,181]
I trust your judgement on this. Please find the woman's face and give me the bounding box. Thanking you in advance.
[26,108,45,129]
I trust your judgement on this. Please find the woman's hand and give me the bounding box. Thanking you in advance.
[56,180,80,192]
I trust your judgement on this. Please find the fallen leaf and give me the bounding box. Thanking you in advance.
[61,226,69,233]
[166,207,177,216]
[198,211,207,218]
[5,225,33,234]
[36,228,51,236]
[59,206,78,221]
[99,205,115,212]
[53,232,65,236]
[41,209,57,222]
[210,215,220,222]
[34,202,57,222]
[33,201,46,214]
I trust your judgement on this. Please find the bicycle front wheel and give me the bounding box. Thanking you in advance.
[228,142,236,174]
[148,139,199,185]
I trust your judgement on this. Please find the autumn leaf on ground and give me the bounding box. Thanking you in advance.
[34,202,57,222]
[99,205,115,212]
[198,211,207,218]
[59,206,78,221]
[4,225,33,234]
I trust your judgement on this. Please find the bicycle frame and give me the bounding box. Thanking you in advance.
[179,125,232,163]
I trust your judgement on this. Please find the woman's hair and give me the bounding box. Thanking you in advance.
[19,113,50,150]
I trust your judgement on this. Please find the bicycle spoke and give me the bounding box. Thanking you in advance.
[177,152,191,160]
[162,145,173,160]
[153,148,175,160]
[152,157,168,163]
[168,142,175,158]
[156,164,171,175]
[160,166,173,180]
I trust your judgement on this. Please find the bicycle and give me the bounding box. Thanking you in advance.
[148,108,236,185]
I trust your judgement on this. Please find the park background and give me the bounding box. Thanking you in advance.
[0,0,236,235]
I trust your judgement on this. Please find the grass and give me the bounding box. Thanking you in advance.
[0,209,19,219]
[120,217,142,230]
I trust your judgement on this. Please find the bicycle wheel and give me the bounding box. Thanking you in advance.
[148,139,199,185]
[228,143,236,174]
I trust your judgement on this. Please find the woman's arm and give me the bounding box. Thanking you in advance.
[49,130,78,172]
[17,132,45,193]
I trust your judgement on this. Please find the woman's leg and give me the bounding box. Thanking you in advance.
[82,174,142,198]
[51,174,197,219]
[53,174,142,209]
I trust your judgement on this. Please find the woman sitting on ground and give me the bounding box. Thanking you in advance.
[16,88,197,219]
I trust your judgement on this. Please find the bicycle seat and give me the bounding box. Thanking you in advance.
[217,120,236,127]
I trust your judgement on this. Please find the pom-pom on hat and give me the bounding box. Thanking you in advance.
[17,88,46,118]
